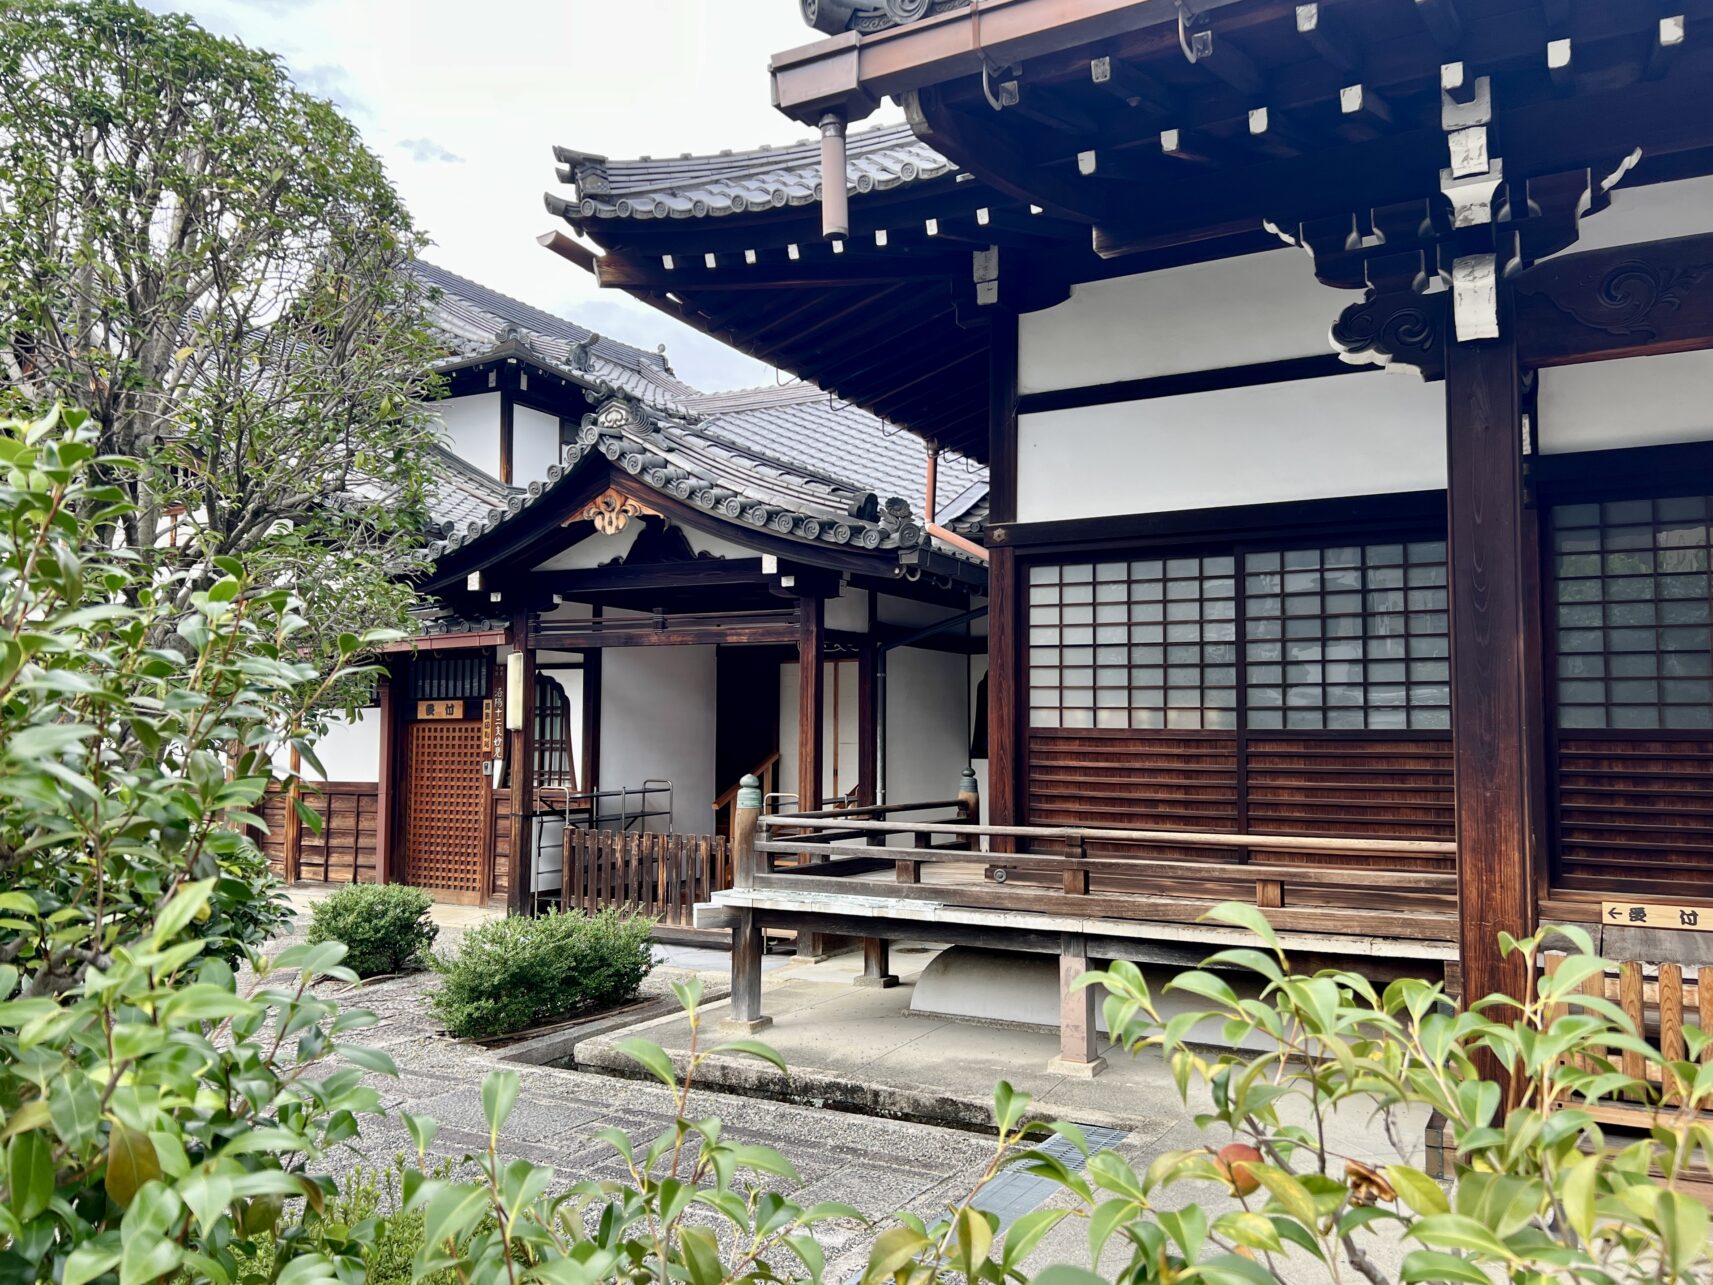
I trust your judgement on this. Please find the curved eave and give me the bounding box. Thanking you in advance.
[421,440,983,598]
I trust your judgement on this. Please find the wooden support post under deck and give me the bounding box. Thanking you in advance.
[506,614,537,916]
[1446,302,1538,1023]
[856,936,898,988]
[726,779,771,1030]
[1049,932,1105,1077]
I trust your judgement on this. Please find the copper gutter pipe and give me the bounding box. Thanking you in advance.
[924,446,989,562]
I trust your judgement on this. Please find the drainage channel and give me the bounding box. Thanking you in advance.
[971,1125,1128,1232]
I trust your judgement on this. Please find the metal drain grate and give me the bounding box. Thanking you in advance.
[971,1124,1127,1230]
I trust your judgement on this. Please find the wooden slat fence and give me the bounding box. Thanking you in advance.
[1545,951,1713,1124]
[564,830,730,940]
[259,781,380,884]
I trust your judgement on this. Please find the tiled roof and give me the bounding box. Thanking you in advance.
[425,445,516,531]
[678,383,986,529]
[413,261,698,407]
[551,122,958,223]
[429,391,983,565]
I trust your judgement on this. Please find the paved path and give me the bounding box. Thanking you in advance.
[276,891,1419,1280]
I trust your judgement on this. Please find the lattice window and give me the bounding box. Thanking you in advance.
[407,653,489,702]
[1028,556,1238,731]
[1243,540,1450,730]
[533,674,576,789]
[1552,497,1713,730]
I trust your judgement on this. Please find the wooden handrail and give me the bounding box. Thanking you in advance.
[712,751,782,812]
[757,809,1457,859]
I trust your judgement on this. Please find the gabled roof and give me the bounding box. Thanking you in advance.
[552,123,957,223]
[414,260,698,407]
[427,390,983,589]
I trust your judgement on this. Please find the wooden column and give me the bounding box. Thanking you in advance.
[374,659,404,884]
[283,746,302,885]
[581,645,602,794]
[1446,305,1538,1013]
[987,311,1020,845]
[506,614,537,916]
[856,641,878,806]
[727,779,771,1031]
[855,936,897,988]
[796,596,825,813]
[498,389,515,486]
[1049,933,1105,1077]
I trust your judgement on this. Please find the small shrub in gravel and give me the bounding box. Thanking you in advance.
[306,882,439,977]
[427,907,654,1039]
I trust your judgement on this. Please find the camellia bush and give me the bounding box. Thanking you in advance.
[0,405,399,1283]
[307,883,439,978]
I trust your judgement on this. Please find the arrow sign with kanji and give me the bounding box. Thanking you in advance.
[1601,901,1713,933]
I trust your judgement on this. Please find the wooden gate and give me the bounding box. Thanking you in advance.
[563,831,730,940]
[401,719,486,900]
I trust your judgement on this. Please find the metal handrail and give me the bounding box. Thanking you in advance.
[530,779,675,903]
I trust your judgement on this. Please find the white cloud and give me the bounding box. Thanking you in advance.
[141,0,903,394]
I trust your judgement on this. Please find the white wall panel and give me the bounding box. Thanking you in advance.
[512,405,562,485]
[1016,372,1445,523]
[305,709,380,782]
[437,393,501,478]
[1018,250,1360,395]
[1538,349,1713,455]
[598,646,715,833]
[885,648,971,807]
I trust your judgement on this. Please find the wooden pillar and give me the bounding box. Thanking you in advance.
[374,658,403,884]
[283,746,302,885]
[1049,933,1105,1077]
[727,778,771,1031]
[1446,304,1537,1013]
[506,614,537,916]
[986,311,1020,851]
[856,642,878,806]
[581,641,602,794]
[797,596,825,813]
[855,936,897,988]
[498,389,515,485]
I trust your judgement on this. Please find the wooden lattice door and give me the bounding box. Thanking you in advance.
[401,719,485,898]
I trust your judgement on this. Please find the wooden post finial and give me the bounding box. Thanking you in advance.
[732,774,762,891]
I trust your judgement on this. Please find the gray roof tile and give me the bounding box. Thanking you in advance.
[554,123,958,222]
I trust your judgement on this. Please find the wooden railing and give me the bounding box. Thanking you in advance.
[563,829,731,941]
[746,802,1460,943]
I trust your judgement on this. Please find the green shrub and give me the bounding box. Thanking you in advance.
[427,907,654,1039]
[307,882,438,977]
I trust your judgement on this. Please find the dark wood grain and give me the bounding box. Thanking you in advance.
[797,595,824,813]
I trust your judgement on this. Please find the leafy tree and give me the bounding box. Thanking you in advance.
[0,404,396,1283]
[0,0,440,673]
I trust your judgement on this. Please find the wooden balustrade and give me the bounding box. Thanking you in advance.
[749,802,1461,942]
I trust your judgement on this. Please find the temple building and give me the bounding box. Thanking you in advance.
[532,0,1713,1069]
[264,264,988,929]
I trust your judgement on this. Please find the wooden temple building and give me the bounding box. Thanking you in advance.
[265,263,989,926]
[534,0,1713,1067]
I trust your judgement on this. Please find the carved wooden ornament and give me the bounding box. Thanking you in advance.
[574,487,660,536]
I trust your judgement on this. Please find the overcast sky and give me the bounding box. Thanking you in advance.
[144,0,901,392]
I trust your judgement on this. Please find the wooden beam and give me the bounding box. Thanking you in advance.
[532,622,802,649]
[498,389,514,486]
[580,637,601,794]
[595,251,963,292]
[1415,0,1463,50]
[1090,54,1173,113]
[797,596,825,813]
[521,559,769,596]
[1446,297,1536,1027]
[1514,231,1713,368]
[1295,2,1358,73]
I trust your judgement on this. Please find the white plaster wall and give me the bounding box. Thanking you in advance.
[885,648,972,808]
[687,528,756,560]
[1016,371,1446,523]
[826,586,870,633]
[513,405,562,485]
[437,392,502,478]
[597,646,715,834]
[1557,175,1713,256]
[533,524,639,571]
[776,660,860,804]
[968,652,989,826]
[1538,349,1713,455]
[1018,249,1361,395]
[305,708,380,782]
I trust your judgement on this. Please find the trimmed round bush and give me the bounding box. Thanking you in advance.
[427,908,654,1039]
[305,883,438,977]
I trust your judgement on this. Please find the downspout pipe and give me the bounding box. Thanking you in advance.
[819,112,849,241]
[925,447,989,562]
